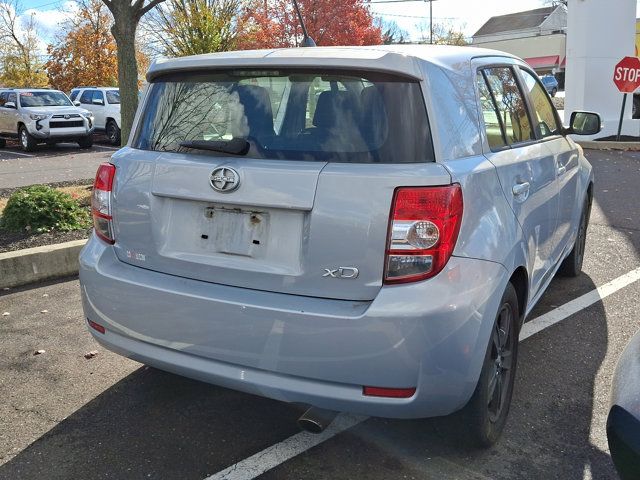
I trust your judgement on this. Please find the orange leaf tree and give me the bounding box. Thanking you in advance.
[46,0,118,92]
[238,0,383,49]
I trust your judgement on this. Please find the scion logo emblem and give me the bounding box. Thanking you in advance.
[210,167,240,193]
[323,267,359,279]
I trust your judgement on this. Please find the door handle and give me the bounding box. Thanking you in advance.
[557,165,567,176]
[512,182,530,200]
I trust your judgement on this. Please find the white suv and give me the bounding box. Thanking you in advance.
[70,87,121,145]
[0,88,94,151]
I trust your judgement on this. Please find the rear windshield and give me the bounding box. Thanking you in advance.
[134,69,434,163]
[19,91,72,107]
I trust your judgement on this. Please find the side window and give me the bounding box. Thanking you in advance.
[477,73,507,150]
[482,67,533,145]
[79,90,93,104]
[519,69,560,138]
[7,93,16,105]
[69,89,79,101]
[0,92,6,107]
[93,90,104,104]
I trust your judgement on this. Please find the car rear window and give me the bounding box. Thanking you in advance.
[134,69,434,163]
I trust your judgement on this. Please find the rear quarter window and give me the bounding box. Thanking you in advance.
[133,69,435,164]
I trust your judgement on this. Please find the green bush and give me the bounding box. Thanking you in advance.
[0,185,91,233]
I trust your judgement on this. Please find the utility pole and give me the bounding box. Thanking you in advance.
[426,0,437,44]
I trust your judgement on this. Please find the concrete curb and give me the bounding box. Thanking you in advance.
[0,239,87,289]
[578,140,640,151]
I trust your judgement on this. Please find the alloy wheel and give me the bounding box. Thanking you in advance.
[20,130,28,148]
[487,303,514,423]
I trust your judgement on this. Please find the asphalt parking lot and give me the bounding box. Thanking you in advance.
[0,138,116,189]
[1,149,639,480]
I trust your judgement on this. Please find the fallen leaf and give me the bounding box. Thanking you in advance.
[33,349,46,355]
[2,312,9,316]
[42,293,49,298]
[84,351,99,359]
[40,310,48,314]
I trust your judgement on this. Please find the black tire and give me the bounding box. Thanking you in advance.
[551,88,557,97]
[19,126,37,152]
[78,136,93,149]
[457,283,519,448]
[0,138,6,148]
[106,120,121,146]
[558,195,591,277]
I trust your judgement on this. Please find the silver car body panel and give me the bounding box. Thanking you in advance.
[80,237,508,418]
[80,45,594,418]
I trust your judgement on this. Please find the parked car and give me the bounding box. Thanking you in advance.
[70,87,121,145]
[79,45,600,447]
[0,88,94,151]
[541,74,559,97]
[607,329,640,479]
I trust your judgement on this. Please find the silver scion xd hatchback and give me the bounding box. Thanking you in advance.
[79,45,600,446]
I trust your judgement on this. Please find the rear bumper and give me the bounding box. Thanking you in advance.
[79,234,509,418]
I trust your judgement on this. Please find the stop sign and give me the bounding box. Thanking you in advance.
[613,56,640,93]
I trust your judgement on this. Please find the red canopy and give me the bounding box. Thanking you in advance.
[524,55,560,69]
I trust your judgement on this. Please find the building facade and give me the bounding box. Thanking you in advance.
[472,6,567,86]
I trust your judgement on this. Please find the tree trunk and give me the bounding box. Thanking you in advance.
[112,19,139,146]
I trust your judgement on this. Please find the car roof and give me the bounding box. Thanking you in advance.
[147,45,519,81]
[9,88,65,93]
[75,87,118,90]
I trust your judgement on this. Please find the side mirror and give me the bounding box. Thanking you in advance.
[92,98,104,105]
[566,111,602,136]
[4,101,16,109]
[74,101,81,107]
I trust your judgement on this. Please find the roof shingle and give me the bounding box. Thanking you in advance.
[473,6,557,38]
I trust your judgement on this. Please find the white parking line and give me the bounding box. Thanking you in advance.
[94,145,119,151]
[205,414,366,480]
[1,150,34,157]
[204,266,640,480]
[520,266,640,340]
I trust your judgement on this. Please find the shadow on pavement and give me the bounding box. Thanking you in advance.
[0,367,303,480]
[0,277,616,480]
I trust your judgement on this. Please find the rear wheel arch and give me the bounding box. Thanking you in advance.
[16,121,25,133]
[509,267,528,327]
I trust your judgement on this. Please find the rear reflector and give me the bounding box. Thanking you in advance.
[363,386,416,398]
[88,319,105,334]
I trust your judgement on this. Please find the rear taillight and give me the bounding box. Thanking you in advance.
[91,163,116,244]
[384,185,463,284]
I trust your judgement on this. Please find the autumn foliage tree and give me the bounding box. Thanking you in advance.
[238,0,383,49]
[46,0,119,92]
[144,0,241,57]
[0,0,48,87]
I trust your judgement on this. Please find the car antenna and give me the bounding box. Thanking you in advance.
[292,0,316,47]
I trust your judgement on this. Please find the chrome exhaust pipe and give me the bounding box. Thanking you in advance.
[297,407,339,434]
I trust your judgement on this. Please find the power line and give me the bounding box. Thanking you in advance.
[26,0,62,9]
